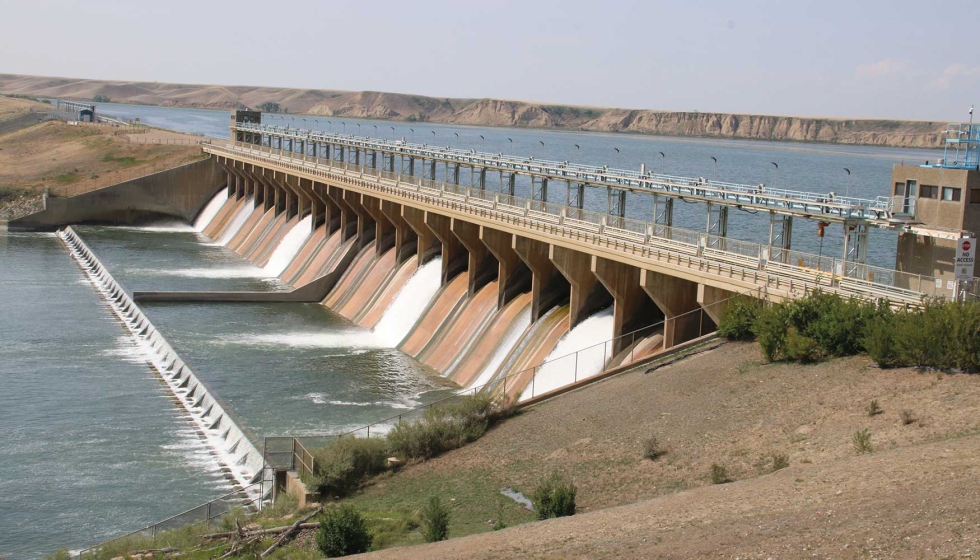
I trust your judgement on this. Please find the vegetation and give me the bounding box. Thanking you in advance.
[308,437,387,499]
[303,394,511,500]
[642,436,666,460]
[316,506,373,557]
[93,94,112,103]
[853,429,873,454]
[900,409,917,426]
[867,399,882,417]
[718,292,980,372]
[770,454,790,472]
[420,496,451,542]
[710,463,729,484]
[258,101,282,113]
[530,472,577,519]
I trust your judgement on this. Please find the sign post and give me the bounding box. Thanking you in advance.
[954,238,976,300]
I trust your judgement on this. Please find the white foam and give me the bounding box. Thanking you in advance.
[372,257,443,347]
[520,307,615,401]
[122,222,196,233]
[467,306,532,390]
[194,190,230,232]
[226,331,384,349]
[264,215,313,276]
[216,199,254,245]
[143,267,272,279]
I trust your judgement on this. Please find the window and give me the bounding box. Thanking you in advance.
[942,187,962,202]
[919,185,938,199]
[971,189,980,204]
[894,182,905,195]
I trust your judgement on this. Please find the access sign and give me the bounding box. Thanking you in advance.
[955,238,976,282]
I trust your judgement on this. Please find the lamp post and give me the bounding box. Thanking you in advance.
[454,132,459,149]
[390,126,395,141]
[574,144,580,159]
[507,138,513,152]
[410,128,415,143]
[479,135,485,150]
[710,156,717,181]
[357,123,361,136]
[658,151,665,174]
[341,121,346,133]
[326,120,331,132]
[770,162,778,189]
[844,168,851,198]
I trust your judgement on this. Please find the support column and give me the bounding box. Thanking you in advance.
[425,211,468,284]
[697,284,735,326]
[326,185,357,242]
[343,189,376,249]
[513,236,569,322]
[481,227,531,308]
[640,269,703,349]
[381,200,419,264]
[550,245,612,329]
[592,258,663,355]
[451,218,499,296]
[362,195,395,256]
[401,206,441,264]
[310,182,341,234]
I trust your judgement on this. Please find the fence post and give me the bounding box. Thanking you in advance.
[531,367,535,398]
[574,352,578,383]
[206,502,211,528]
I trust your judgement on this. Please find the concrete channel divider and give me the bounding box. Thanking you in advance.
[57,226,268,497]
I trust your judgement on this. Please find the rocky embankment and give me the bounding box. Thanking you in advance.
[0,190,43,220]
[0,73,946,148]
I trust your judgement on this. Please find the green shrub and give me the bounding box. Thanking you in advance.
[753,303,790,361]
[867,399,882,417]
[863,301,980,372]
[862,314,899,367]
[309,436,387,498]
[853,429,873,455]
[710,463,729,484]
[386,393,508,461]
[784,327,822,363]
[531,472,577,519]
[717,295,761,340]
[317,506,372,557]
[420,496,451,542]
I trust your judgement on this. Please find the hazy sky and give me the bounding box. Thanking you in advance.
[2,0,978,121]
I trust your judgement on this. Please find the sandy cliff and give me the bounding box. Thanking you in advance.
[0,73,945,148]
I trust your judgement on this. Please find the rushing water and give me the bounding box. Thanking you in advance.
[0,233,233,560]
[372,257,444,347]
[263,216,312,276]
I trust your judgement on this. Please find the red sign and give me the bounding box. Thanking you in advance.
[964,240,972,251]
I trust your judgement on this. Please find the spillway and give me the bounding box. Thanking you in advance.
[520,307,615,401]
[193,190,229,232]
[466,303,533,390]
[372,257,443,347]
[216,198,254,246]
[264,216,312,276]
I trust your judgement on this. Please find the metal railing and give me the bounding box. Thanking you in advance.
[235,122,895,223]
[208,141,976,306]
[77,481,266,557]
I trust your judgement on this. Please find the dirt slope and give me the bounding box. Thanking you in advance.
[338,342,980,557]
[0,74,946,148]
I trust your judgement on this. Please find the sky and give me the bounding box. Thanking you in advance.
[1,0,978,122]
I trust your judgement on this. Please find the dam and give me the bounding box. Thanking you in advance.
[5,104,978,557]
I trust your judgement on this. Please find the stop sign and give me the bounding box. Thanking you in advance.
[964,240,972,252]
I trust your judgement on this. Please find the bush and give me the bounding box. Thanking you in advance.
[864,300,980,372]
[717,295,761,341]
[710,463,729,484]
[771,454,789,471]
[317,506,372,557]
[784,327,822,363]
[900,409,917,425]
[642,436,665,460]
[531,472,577,519]
[420,496,451,542]
[309,437,388,498]
[386,393,508,462]
[867,399,882,417]
[853,429,873,455]
[752,304,789,362]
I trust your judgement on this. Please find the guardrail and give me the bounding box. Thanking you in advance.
[208,141,976,306]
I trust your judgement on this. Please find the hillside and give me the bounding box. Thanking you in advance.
[0,73,947,148]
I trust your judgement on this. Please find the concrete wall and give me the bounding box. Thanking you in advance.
[9,158,224,231]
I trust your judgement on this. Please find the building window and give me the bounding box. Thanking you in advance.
[971,189,980,204]
[919,185,938,199]
[894,182,905,195]
[942,187,962,201]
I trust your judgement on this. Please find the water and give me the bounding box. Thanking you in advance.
[521,307,616,400]
[85,100,944,267]
[372,257,444,347]
[193,190,229,232]
[264,216,312,276]
[0,233,232,560]
[469,306,532,390]
[216,199,254,246]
